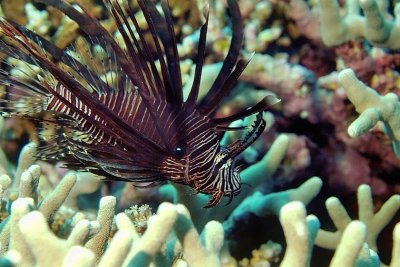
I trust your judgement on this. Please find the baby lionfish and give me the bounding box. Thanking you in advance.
[0,0,279,207]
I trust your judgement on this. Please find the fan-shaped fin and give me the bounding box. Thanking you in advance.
[226,112,266,158]
[212,95,280,125]
[0,18,169,156]
[201,57,250,116]
[7,21,111,94]
[137,0,183,104]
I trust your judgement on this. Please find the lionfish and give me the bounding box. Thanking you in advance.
[0,0,278,207]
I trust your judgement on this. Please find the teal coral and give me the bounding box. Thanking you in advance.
[0,141,395,266]
[0,163,397,266]
[224,176,322,232]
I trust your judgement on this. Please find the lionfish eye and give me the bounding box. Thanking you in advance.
[175,147,184,158]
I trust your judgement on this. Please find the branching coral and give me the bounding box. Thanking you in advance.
[0,165,77,255]
[2,196,227,266]
[318,0,400,48]
[315,184,400,260]
[287,0,321,42]
[224,176,323,233]
[0,149,396,267]
[0,141,298,266]
[279,202,319,267]
[279,200,400,267]
[338,68,400,158]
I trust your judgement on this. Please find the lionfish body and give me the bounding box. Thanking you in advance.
[0,0,278,207]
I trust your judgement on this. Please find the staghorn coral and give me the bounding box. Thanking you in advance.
[338,68,400,159]
[0,165,77,255]
[318,0,400,49]
[223,176,323,233]
[279,201,400,267]
[287,0,321,42]
[315,184,400,259]
[1,158,397,266]
[0,136,322,266]
[0,161,227,266]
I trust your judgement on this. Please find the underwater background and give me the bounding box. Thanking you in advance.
[0,0,398,266]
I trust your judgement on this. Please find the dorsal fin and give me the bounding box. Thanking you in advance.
[138,0,183,104]
[39,0,194,154]
[0,18,169,156]
[185,5,210,106]
[198,0,244,114]
[212,95,281,125]
[8,21,112,94]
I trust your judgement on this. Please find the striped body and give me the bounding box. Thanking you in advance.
[0,0,278,207]
[49,82,241,201]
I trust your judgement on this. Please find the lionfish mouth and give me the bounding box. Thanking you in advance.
[0,0,279,208]
[204,188,240,208]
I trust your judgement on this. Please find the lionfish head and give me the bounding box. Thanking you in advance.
[162,145,242,209]
[207,149,242,206]
[198,111,268,208]
[161,105,272,208]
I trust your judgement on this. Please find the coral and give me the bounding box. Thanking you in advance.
[183,62,224,102]
[0,165,77,255]
[241,52,312,94]
[0,167,375,266]
[124,204,152,235]
[63,172,102,210]
[3,196,227,266]
[243,1,280,52]
[24,3,51,35]
[0,144,396,267]
[334,41,375,83]
[315,184,400,255]
[239,53,319,122]
[12,142,37,191]
[279,201,400,267]
[238,241,282,266]
[0,141,322,266]
[0,0,27,25]
[52,11,80,49]
[224,176,323,233]
[279,202,319,267]
[318,0,400,48]
[287,0,321,42]
[338,68,400,158]
[85,196,116,262]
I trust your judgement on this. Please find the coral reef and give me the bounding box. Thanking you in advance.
[0,0,399,266]
[0,162,397,266]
